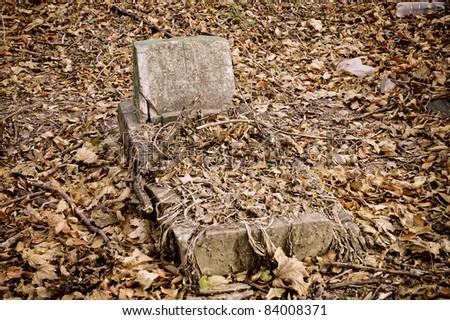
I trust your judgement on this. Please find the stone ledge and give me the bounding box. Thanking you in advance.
[172,214,333,275]
[118,100,139,153]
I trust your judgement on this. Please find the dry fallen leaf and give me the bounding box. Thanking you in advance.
[123,249,153,268]
[309,18,323,31]
[73,146,98,164]
[272,247,310,296]
[136,270,159,290]
[266,287,285,300]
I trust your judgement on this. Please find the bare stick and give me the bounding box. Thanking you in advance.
[97,55,122,78]
[274,130,327,140]
[327,278,381,289]
[110,5,174,38]
[325,261,429,278]
[11,48,42,56]
[0,191,46,207]
[15,189,57,209]
[133,176,154,214]
[30,182,112,248]
[0,228,30,249]
[196,119,254,130]
[349,105,395,121]
[2,105,33,122]
[38,164,67,179]
[58,141,83,156]
[324,269,353,284]
[74,208,112,249]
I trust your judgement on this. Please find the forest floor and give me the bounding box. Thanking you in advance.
[1,2,449,300]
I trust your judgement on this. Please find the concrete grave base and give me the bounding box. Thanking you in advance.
[172,214,332,276]
[119,100,335,276]
[118,100,139,152]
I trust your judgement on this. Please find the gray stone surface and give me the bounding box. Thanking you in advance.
[146,184,181,213]
[428,97,450,118]
[133,36,235,123]
[118,100,139,152]
[173,214,333,276]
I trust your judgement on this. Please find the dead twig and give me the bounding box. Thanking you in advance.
[198,283,252,295]
[349,105,396,121]
[0,228,30,249]
[133,175,154,214]
[59,140,83,156]
[35,40,71,47]
[37,163,67,179]
[0,190,46,207]
[97,54,123,78]
[325,261,429,278]
[196,119,255,130]
[327,278,382,289]
[323,268,353,284]
[30,182,112,248]
[110,5,174,38]
[15,189,57,209]
[2,105,33,122]
[273,130,327,140]
[11,48,42,56]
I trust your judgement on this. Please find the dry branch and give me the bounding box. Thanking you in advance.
[2,105,33,122]
[0,190,45,207]
[199,283,252,295]
[59,141,83,156]
[327,278,382,289]
[325,261,430,278]
[349,105,396,121]
[196,119,255,130]
[133,176,154,214]
[110,5,174,38]
[0,228,30,249]
[30,182,112,248]
[16,189,57,209]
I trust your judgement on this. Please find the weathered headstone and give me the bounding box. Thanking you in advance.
[133,36,235,123]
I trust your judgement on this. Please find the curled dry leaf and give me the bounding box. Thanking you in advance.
[136,270,159,290]
[122,249,153,268]
[272,247,310,296]
[128,218,150,243]
[309,18,323,31]
[73,146,98,164]
[266,287,285,300]
[21,248,59,286]
[45,212,71,234]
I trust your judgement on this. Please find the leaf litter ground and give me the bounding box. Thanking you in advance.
[1,2,449,300]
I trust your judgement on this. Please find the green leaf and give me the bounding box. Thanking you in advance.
[199,275,212,289]
[259,269,272,282]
